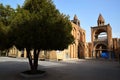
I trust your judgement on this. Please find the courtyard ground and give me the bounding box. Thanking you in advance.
[0,57,120,80]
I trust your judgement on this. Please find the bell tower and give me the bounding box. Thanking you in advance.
[91,14,113,59]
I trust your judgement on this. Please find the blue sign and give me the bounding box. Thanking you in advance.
[101,52,109,59]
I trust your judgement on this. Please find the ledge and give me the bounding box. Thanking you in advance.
[20,70,46,78]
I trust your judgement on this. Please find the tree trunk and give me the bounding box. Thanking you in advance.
[26,48,33,71]
[26,48,40,72]
[33,49,40,71]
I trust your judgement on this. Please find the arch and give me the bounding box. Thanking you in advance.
[78,41,84,59]
[94,42,107,49]
[95,29,106,34]
[94,29,108,41]
[94,43,108,58]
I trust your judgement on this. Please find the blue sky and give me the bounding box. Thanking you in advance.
[0,0,120,42]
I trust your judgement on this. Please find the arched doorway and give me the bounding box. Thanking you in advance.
[78,42,84,59]
[95,43,109,59]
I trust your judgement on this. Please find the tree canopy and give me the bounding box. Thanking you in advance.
[0,4,14,51]
[11,0,74,51]
[1,0,74,72]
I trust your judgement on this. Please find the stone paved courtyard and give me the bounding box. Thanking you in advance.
[0,57,120,80]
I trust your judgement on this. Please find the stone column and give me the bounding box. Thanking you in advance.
[24,48,27,58]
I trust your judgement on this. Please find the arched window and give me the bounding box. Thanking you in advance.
[98,32,107,41]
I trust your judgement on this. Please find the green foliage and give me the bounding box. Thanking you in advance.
[11,0,74,51]
[0,3,14,50]
[0,3,15,26]
[10,8,31,50]
[0,22,6,49]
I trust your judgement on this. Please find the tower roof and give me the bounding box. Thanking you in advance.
[98,14,105,22]
[74,14,78,20]
[97,14,105,26]
[72,14,80,26]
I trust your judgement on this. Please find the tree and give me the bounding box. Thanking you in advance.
[0,4,15,26]
[0,4,15,55]
[0,22,6,50]
[11,0,74,73]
